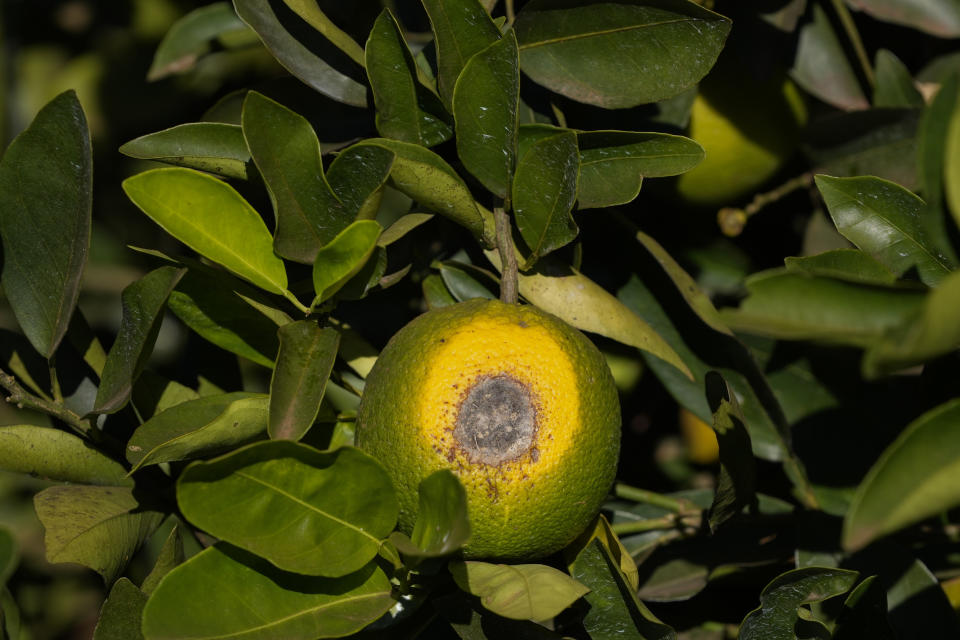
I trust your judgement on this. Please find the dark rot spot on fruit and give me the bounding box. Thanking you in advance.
[454,375,536,465]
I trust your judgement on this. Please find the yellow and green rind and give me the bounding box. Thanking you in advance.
[356,299,620,560]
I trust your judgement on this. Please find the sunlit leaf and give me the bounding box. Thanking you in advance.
[269,322,339,441]
[0,425,131,486]
[119,123,251,179]
[311,220,382,306]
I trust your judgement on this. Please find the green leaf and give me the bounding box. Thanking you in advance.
[1,587,21,640]
[453,32,520,198]
[784,249,898,285]
[0,528,16,589]
[790,3,868,111]
[450,561,590,622]
[916,74,960,266]
[126,392,269,471]
[34,485,163,584]
[349,139,488,242]
[142,545,394,640]
[140,525,184,596]
[421,0,501,107]
[311,220,382,306]
[576,131,704,209]
[720,270,927,347]
[816,175,953,286]
[92,578,148,640]
[0,90,90,359]
[242,91,351,263]
[326,144,395,219]
[873,49,924,108]
[704,372,756,531]
[177,441,398,577]
[851,0,960,38]
[389,470,470,560]
[440,260,498,301]
[514,0,730,108]
[832,576,896,640]
[739,567,859,640]
[423,273,457,309]
[0,425,131,486]
[123,168,288,294]
[365,10,452,147]
[379,213,434,246]
[843,398,960,550]
[513,131,579,261]
[944,77,960,231]
[436,593,566,639]
[269,323,339,440]
[280,0,365,66]
[119,123,251,180]
[147,2,249,80]
[168,269,282,369]
[233,0,367,107]
[93,266,186,414]
[569,539,675,640]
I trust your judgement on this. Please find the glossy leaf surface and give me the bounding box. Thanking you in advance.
[453,32,520,198]
[514,0,730,108]
[0,90,90,359]
[0,426,131,486]
[92,578,147,640]
[123,168,288,294]
[148,2,249,80]
[93,266,185,414]
[450,561,589,622]
[269,322,339,440]
[421,0,500,107]
[126,392,269,471]
[177,441,398,577]
[142,545,394,640]
[119,123,251,179]
[325,144,395,219]
[390,470,471,559]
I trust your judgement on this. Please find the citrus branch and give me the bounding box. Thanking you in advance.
[0,367,95,438]
[494,206,519,304]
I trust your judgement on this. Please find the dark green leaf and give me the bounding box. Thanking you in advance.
[1,587,20,640]
[311,220,382,306]
[437,593,566,639]
[945,76,960,230]
[421,0,500,107]
[423,273,457,309]
[833,576,896,640]
[791,3,868,111]
[851,0,960,38]
[119,123,251,179]
[93,266,186,414]
[34,485,163,584]
[242,91,350,263]
[141,545,394,640]
[92,578,148,640]
[280,0,365,66]
[440,261,498,302]
[450,561,589,622]
[843,398,960,550]
[569,539,676,640]
[784,249,898,285]
[123,168,288,294]
[513,131,579,261]
[704,372,756,531]
[873,49,924,108]
[365,10,452,147]
[453,32,520,198]
[389,470,470,559]
[739,567,859,640]
[0,90,90,359]
[233,0,367,107]
[126,392,269,471]
[0,425,131,486]
[815,175,953,286]
[148,2,249,80]
[0,528,16,589]
[326,144,395,219]
[918,74,957,212]
[140,525,184,595]
[333,245,388,301]
[514,0,730,108]
[269,323,339,440]
[576,131,703,209]
[177,441,398,577]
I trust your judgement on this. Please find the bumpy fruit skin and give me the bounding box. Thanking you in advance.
[356,299,621,560]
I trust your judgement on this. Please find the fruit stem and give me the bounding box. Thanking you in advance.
[615,483,698,514]
[610,513,702,536]
[828,0,875,90]
[494,207,519,305]
[717,172,814,237]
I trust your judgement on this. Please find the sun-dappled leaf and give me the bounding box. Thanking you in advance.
[873,49,924,109]
[389,470,470,560]
[141,545,394,640]
[242,91,351,263]
[843,398,960,550]
[233,0,367,107]
[126,392,269,471]
[123,168,288,294]
[119,123,251,179]
[450,560,589,622]
[93,266,185,414]
[0,426,131,486]
[816,175,953,286]
[453,32,519,198]
[784,249,898,285]
[177,441,398,577]
[791,3,868,111]
[514,0,730,108]
[847,0,960,38]
[140,525,184,595]
[421,0,500,107]
[705,372,756,531]
[269,322,339,440]
[311,220,382,306]
[148,2,250,80]
[739,567,859,640]
[0,90,90,359]
[92,578,147,640]
[514,131,579,261]
[34,485,163,584]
